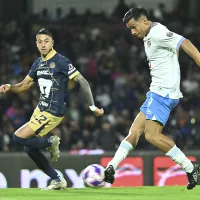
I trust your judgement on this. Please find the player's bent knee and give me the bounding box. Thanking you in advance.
[13,134,27,142]
[13,134,23,144]
[14,124,35,138]
[125,127,144,145]
[14,130,21,137]
[14,128,25,138]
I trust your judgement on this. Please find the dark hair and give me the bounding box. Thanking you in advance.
[122,5,149,23]
[36,28,53,38]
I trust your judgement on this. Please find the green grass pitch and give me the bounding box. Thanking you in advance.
[0,186,200,200]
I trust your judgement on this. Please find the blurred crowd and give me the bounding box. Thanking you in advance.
[1,0,200,152]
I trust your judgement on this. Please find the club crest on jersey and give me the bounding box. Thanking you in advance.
[166,32,173,37]
[147,39,151,47]
[50,62,56,68]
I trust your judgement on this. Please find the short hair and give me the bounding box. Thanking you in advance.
[122,5,149,23]
[36,28,53,38]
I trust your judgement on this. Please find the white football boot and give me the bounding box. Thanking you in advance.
[42,178,67,190]
[46,135,60,162]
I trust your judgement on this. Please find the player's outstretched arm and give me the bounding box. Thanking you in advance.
[0,75,34,94]
[180,39,200,66]
[72,73,104,116]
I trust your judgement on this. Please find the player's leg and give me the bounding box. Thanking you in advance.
[105,111,146,183]
[24,147,67,190]
[144,120,200,189]
[13,107,63,161]
[144,120,174,152]
[24,147,60,180]
[143,92,200,190]
[13,124,54,148]
[104,92,150,183]
[17,108,67,190]
[107,111,145,169]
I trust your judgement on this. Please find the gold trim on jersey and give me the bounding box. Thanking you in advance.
[41,48,57,61]
[26,75,33,81]
[69,71,80,79]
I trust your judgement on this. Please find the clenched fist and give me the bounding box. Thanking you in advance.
[0,84,11,93]
[93,107,104,117]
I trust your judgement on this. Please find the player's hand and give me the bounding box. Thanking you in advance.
[0,84,11,93]
[93,107,104,116]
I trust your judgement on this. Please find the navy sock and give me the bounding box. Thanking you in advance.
[13,134,51,148]
[24,147,60,181]
[45,167,61,181]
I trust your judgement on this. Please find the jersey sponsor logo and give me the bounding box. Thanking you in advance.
[50,62,56,68]
[37,70,53,76]
[166,32,173,37]
[68,64,76,74]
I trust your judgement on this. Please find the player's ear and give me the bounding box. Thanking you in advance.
[143,17,148,24]
[145,17,149,24]
[52,40,54,46]
[36,36,39,47]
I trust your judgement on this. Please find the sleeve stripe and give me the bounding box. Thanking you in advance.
[176,37,185,50]
[69,71,80,79]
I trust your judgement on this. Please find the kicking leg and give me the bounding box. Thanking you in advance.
[105,111,145,183]
[144,120,200,190]
[13,124,51,148]
[24,147,67,190]
[13,124,60,161]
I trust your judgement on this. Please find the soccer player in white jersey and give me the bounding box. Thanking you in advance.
[104,6,200,189]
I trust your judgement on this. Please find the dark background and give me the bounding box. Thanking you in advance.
[1,0,200,153]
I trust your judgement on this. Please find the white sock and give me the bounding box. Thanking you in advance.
[165,145,194,173]
[107,140,133,170]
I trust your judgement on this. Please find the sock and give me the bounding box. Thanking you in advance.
[165,145,194,173]
[108,140,134,170]
[45,167,61,182]
[13,134,52,148]
[24,147,61,181]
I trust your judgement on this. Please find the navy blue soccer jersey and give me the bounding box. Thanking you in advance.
[28,49,79,116]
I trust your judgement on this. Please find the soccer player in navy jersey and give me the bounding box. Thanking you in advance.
[0,28,104,190]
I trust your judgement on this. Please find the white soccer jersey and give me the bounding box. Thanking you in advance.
[143,22,185,99]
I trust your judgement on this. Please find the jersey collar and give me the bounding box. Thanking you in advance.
[144,22,158,39]
[150,22,158,29]
[41,48,57,61]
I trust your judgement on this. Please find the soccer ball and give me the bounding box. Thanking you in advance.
[82,164,105,188]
